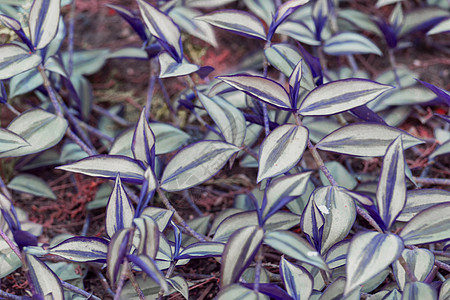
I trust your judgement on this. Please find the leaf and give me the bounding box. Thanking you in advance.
[57,155,145,184]
[198,93,246,147]
[137,0,183,61]
[106,175,135,238]
[168,276,189,300]
[319,161,357,190]
[257,124,309,183]
[28,0,60,49]
[220,225,264,287]
[7,173,56,200]
[196,9,266,40]
[141,207,174,232]
[26,254,64,299]
[427,17,450,35]
[0,44,42,80]
[430,140,450,159]
[158,52,199,78]
[8,68,43,98]
[169,7,218,47]
[376,136,406,229]
[0,109,68,158]
[323,32,382,56]
[274,0,309,25]
[243,0,276,24]
[47,236,108,262]
[399,7,449,37]
[316,123,423,157]
[0,237,22,278]
[300,195,325,251]
[297,79,392,116]
[177,241,225,259]
[312,187,357,253]
[62,49,110,76]
[217,284,258,300]
[399,203,450,245]
[280,257,313,300]
[344,232,404,295]
[403,282,437,299]
[107,228,132,286]
[375,0,403,8]
[132,109,155,167]
[440,278,450,300]
[218,74,292,110]
[263,172,312,221]
[325,240,350,269]
[264,230,329,270]
[128,254,169,293]
[319,277,346,300]
[0,128,29,153]
[133,216,160,259]
[392,248,434,290]
[398,189,450,222]
[160,141,239,191]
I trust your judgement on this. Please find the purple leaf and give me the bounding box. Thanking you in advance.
[127,254,169,292]
[350,105,387,125]
[13,230,38,250]
[242,283,294,300]
[106,4,148,42]
[416,79,450,105]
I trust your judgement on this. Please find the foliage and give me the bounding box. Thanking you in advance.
[0,0,449,299]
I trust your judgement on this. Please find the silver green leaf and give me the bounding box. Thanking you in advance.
[0,44,42,80]
[26,253,64,299]
[0,128,29,154]
[220,225,264,287]
[0,109,68,158]
[325,241,349,270]
[177,241,225,259]
[403,282,437,299]
[244,0,276,24]
[300,195,325,251]
[158,52,199,78]
[137,0,183,61]
[257,124,308,182]
[280,256,313,300]
[106,175,135,238]
[428,17,450,35]
[107,228,132,286]
[323,32,382,56]
[0,234,22,278]
[132,109,155,166]
[160,141,239,191]
[198,93,246,147]
[392,248,434,290]
[57,155,145,184]
[218,74,292,110]
[8,68,42,98]
[376,136,406,229]
[319,277,346,300]
[319,161,357,190]
[133,215,160,259]
[399,203,450,245]
[195,10,266,40]
[141,207,174,232]
[398,189,450,222]
[7,173,56,200]
[128,254,169,293]
[264,230,329,271]
[168,276,189,300]
[440,278,450,300]
[62,49,110,76]
[344,232,404,295]
[28,0,60,49]
[217,284,258,300]
[316,123,423,157]
[298,79,392,116]
[47,236,108,262]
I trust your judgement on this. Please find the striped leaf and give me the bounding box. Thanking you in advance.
[403,282,437,299]
[428,17,450,35]
[106,175,135,238]
[160,141,239,191]
[198,93,246,147]
[376,136,406,229]
[316,123,423,157]
[47,236,108,262]
[0,237,22,278]
[274,0,309,24]
[263,172,312,221]
[264,230,329,270]
[300,195,325,251]
[280,257,313,300]
[440,278,450,300]
[141,207,174,232]
[218,75,292,110]
[344,232,404,295]
[7,173,56,200]
[158,52,199,78]
[168,276,189,300]
[399,203,450,245]
[319,277,346,300]
[220,225,264,287]
[325,240,350,269]
[136,0,183,61]
[0,128,28,153]
[257,124,308,183]
[217,284,258,300]
[177,241,225,259]
[397,189,450,222]
[28,0,60,49]
[57,155,145,184]
[107,228,132,286]
[298,79,392,116]
[26,254,64,299]
[323,32,382,56]
[134,216,159,259]
[128,254,169,293]
[132,109,155,167]
[196,10,266,40]
[0,109,67,158]
[392,248,434,290]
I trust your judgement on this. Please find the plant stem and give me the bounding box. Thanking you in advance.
[68,0,76,76]
[145,59,157,120]
[61,280,101,300]
[0,289,30,300]
[5,103,20,116]
[388,48,402,88]
[183,190,203,217]
[240,145,258,160]
[431,250,450,258]
[412,177,450,186]
[261,41,272,136]
[127,263,145,300]
[37,65,63,117]
[158,261,177,300]
[0,227,22,261]
[114,259,129,300]
[157,188,208,242]
[92,104,131,127]
[397,255,417,282]
[253,246,263,293]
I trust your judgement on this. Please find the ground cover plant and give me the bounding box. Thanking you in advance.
[0,0,449,298]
